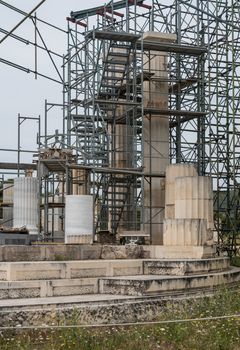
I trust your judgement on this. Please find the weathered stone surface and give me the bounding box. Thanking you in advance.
[2,245,43,262]
[0,278,99,299]
[0,259,145,283]
[163,218,209,246]
[101,246,127,259]
[125,245,144,259]
[0,245,103,262]
[101,245,143,259]
[144,245,216,259]
[80,245,102,260]
[0,244,217,262]
[0,295,216,327]
[144,258,230,276]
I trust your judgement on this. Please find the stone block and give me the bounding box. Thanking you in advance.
[142,31,177,43]
[2,245,43,262]
[101,246,127,259]
[80,245,102,260]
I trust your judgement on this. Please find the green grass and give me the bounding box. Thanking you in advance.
[1,287,240,350]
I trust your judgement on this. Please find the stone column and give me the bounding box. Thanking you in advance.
[13,177,39,234]
[143,32,176,244]
[72,169,88,195]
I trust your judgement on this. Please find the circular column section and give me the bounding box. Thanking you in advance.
[65,195,93,244]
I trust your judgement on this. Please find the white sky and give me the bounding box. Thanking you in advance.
[0,0,104,165]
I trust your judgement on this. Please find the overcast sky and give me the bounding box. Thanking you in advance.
[0,0,105,166]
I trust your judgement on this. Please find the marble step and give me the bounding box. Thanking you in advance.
[0,258,230,281]
[99,267,240,296]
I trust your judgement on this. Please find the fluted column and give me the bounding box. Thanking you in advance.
[13,177,39,234]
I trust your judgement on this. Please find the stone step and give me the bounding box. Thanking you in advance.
[143,257,230,276]
[0,259,143,281]
[0,258,230,281]
[99,267,240,296]
[0,278,99,299]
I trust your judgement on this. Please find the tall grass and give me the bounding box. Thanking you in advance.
[1,287,240,350]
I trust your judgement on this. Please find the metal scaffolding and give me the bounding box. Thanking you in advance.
[0,0,239,253]
[61,0,240,251]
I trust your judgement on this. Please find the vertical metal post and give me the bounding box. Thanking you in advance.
[17,113,20,177]
[44,99,47,148]
[34,12,38,80]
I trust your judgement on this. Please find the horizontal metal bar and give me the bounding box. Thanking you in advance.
[138,40,207,55]
[0,28,62,58]
[139,107,207,117]
[0,149,36,153]
[0,57,62,84]
[69,164,165,177]
[71,0,144,20]
[0,162,37,170]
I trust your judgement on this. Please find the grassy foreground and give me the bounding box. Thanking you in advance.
[0,287,240,350]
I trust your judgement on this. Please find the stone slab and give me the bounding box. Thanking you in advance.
[144,245,215,259]
[142,31,177,43]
